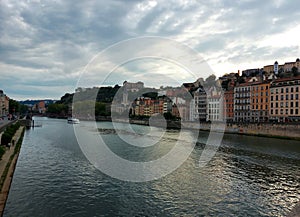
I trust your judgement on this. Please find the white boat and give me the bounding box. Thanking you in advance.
[67,117,80,124]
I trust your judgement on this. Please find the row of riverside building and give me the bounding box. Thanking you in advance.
[225,75,300,123]
[112,58,300,123]
[225,58,300,123]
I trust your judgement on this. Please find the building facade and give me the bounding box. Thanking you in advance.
[269,76,300,122]
[234,83,251,122]
[250,82,270,122]
[193,87,207,121]
[224,90,234,122]
[206,87,223,122]
[0,90,9,117]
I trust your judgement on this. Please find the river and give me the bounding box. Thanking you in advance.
[3,117,300,216]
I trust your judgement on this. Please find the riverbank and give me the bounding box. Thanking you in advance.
[46,114,300,140]
[0,126,25,216]
[125,119,300,141]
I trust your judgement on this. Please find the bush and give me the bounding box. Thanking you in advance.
[0,146,5,159]
[0,122,20,146]
[1,132,12,146]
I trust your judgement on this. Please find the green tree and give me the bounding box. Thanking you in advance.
[95,102,107,116]
[9,99,20,114]
[47,103,68,114]
[292,66,299,76]
[20,104,29,115]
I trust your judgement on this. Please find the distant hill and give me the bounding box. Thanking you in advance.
[19,99,56,107]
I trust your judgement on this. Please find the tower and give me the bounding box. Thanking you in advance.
[296,58,300,70]
[274,61,278,75]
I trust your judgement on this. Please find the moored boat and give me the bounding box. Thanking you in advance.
[67,117,80,124]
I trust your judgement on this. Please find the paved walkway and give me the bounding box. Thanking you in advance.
[0,126,24,216]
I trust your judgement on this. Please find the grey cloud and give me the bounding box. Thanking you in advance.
[0,0,299,99]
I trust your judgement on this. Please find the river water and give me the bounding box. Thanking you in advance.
[3,117,300,216]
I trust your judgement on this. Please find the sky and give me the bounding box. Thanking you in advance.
[0,0,300,100]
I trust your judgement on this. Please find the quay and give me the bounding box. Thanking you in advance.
[0,124,25,216]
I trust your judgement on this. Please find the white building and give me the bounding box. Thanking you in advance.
[206,87,224,122]
[193,87,207,121]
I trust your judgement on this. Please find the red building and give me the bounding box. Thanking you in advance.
[224,90,234,122]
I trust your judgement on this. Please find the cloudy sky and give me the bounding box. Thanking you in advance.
[0,0,300,100]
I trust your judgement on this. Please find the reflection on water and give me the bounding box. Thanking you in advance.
[3,117,300,217]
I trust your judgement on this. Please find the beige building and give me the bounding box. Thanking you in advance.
[263,59,300,74]
[282,58,300,72]
[0,90,9,117]
[269,76,300,122]
[284,62,295,72]
[263,65,274,74]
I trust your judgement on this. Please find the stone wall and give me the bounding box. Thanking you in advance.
[119,119,300,140]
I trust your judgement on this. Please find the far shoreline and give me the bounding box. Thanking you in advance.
[42,115,300,141]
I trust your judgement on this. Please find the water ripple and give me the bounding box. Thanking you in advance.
[3,118,300,217]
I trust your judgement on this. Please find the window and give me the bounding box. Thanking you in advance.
[261,86,264,90]
[271,110,273,115]
[286,102,289,107]
[266,105,268,110]
[281,95,284,100]
[280,109,283,115]
[276,96,278,100]
[296,102,299,107]
[291,87,294,92]
[286,109,288,115]
[276,88,279,94]
[296,87,299,92]
[286,95,289,100]
[275,109,278,114]
[281,88,284,93]
[261,105,263,110]
[261,99,263,103]
[271,96,274,101]
[291,94,294,100]
[291,109,294,115]
[276,102,278,107]
[296,109,299,115]
[271,103,273,108]
[266,86,269,90]
[286,87,289,93]
[296,94,299,100]
[280,102,284,107]
[291,102,294,107]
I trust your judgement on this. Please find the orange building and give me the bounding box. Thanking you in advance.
[224,90,234,122]
[250,82,270,122]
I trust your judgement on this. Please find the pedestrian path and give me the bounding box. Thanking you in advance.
[0,126,24,215]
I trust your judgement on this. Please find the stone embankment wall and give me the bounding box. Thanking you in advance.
[126,119,300,140]
[185,122,300,140]
[227,123,300,139]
